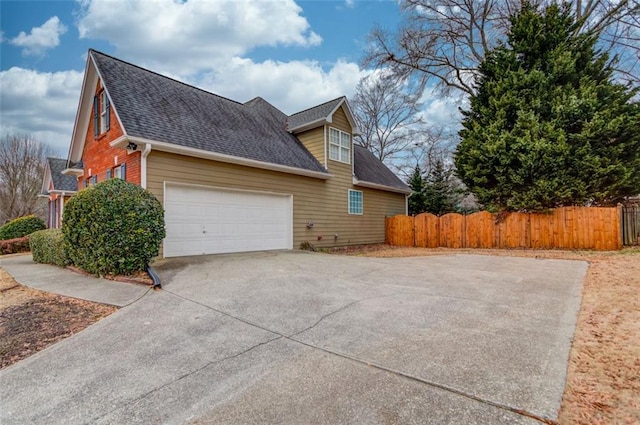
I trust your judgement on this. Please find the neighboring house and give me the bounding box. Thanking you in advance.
[62,49,409,257]
[41,157,78,228]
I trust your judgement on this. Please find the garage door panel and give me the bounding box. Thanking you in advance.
[164,184,292,257]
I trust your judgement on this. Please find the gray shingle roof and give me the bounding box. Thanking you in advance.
[353,146,409,191]
[91,50,326,173]
[47,157,77,191]
[287,97,343,130]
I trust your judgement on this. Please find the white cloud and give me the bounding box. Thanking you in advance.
[0,67,83,155]
[75,0,364,114]
[345,0,356,8]
[422,97,461,127]
[199,57,366,114]
[77,0,322,75]
[2,1,371,155]
[418,86,465,129]
[10,16,67,56]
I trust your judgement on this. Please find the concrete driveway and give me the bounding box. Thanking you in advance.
[0,252,587,424]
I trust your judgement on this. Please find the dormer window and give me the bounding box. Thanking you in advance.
[329,127,351,164]
[94,90,110,137]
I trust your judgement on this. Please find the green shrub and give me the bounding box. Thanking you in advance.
[62,178,165,276]
[0,236,31,255]
[0,215,45,240]
[30,229,67,266]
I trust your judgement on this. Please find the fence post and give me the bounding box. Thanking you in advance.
[412,215,416,247]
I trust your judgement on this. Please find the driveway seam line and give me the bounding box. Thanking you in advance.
[85,334,282,425]
[118,286,154,307]
[287,291,403,337]
[162,288,282,337]
[160,288,557,425]
[288,337,557,425]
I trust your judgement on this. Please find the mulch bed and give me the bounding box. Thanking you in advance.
[0,270,117,369]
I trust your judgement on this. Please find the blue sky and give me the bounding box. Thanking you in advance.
[1,0,459,156]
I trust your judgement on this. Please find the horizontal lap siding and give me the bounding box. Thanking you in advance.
[147,151,405,254]
[297,127,325,167]
[332,106,351,132]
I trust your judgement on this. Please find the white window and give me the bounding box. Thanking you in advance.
[329,128,351,163]
[348,189,363,215]
[113,164,126,180]
[100,91,108,134]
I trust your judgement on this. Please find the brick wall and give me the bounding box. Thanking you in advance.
[78,81,141,190]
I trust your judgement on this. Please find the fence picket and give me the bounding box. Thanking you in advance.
[386,206,622,251]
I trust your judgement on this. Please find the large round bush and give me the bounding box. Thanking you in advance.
[0,215,45,240]
[62,179,165,276]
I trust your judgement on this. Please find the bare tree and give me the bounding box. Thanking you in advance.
[0,134,51,224]
[351,72,425,163]
[365,0,640,96]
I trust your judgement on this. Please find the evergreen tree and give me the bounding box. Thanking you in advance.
[407,164,427,215]
[455,2,640,211]
[423,160,460,216]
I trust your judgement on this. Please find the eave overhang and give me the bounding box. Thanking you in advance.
[110,136,332,180]
[62,168,84,177]
[353,177,411,194]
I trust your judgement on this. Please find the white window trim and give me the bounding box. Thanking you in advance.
[329,127,351,164]
[348,189,363,215]
[113,164,125,180]
[99,91,108,134]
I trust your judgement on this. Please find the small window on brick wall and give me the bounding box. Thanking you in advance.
[94,90,110,138]
[113,164,126,180]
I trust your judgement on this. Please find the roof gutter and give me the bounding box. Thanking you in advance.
[110,136,332,180]
[353,178,411,195]
[287,118,328,134]
[61,168,84,177]
[46,189,78,195]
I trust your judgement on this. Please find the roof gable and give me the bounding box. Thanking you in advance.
[42,157,77,193]
[287,97,343,131]
[65,50,406,193]
[88,50,325,173]
[287,97,359,134]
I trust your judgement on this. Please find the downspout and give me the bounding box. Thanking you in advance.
[147,264,161,289]
[405,193,409,215]
[141,143,151,189]
[140,142,161,288]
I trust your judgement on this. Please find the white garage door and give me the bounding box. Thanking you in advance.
[164,183,293,257]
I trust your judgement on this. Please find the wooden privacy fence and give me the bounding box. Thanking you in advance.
[622,205,640,245]
[386,207,622,250]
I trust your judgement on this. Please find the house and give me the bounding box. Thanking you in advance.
[61,49,409,257]
[41,157,78,228]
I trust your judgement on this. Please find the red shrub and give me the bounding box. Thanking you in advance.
[0,236,30,255]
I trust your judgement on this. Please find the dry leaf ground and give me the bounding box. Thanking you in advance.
[331,245,640,425]
[0,268,117,369]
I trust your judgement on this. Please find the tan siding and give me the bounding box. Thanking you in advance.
[147,151,405,255]
[332,105,351,133]
[297,127,325,166]
[326,104,355,190]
